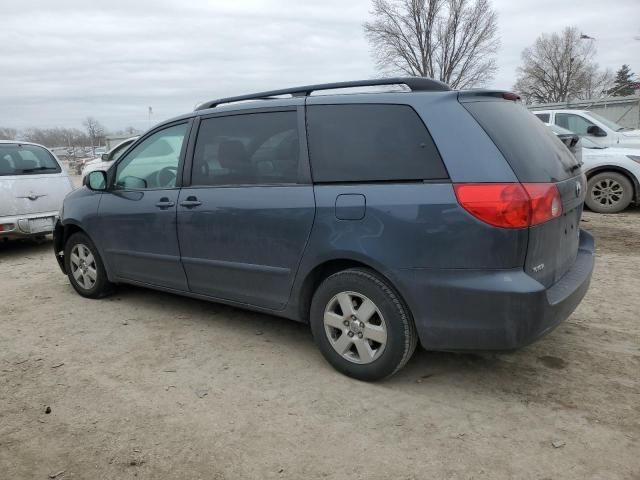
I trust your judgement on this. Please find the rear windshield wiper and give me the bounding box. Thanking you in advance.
[19,166,59,173]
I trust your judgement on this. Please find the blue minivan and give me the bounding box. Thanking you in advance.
[53,78,594,380]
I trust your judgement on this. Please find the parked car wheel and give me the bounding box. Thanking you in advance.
[64,232,112,298]
[585,172,633,213]
[310,268,417,381]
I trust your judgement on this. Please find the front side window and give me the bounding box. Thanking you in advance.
[0,144,61,176]
[191,111,300,186]
[307,104,447,182]
[115,124,187,189]
[555,113,597,136]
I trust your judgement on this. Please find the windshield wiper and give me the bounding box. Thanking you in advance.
[20,166,58,173]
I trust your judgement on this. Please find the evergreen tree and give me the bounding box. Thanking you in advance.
[609,65,636,96]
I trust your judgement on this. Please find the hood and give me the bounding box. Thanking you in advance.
[83,157,102,167]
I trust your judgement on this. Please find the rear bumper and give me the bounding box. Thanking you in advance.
[395,229,595,351]
[0,212,59,239]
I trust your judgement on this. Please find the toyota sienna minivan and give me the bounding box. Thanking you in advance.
[53,78,595,381]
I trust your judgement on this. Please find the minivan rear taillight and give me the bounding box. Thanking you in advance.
[454,183,562,229]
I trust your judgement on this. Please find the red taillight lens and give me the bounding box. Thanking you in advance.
[454,183,562,229]
[522,183,562,225]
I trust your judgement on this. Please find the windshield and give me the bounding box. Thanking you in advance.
[588,111,627,132]
[0,144,61,176]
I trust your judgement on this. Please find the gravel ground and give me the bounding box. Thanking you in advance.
[1,201,639,479]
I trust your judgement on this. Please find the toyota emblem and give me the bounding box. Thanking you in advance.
[575,181,582,198]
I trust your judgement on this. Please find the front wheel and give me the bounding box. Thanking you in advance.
[585,172,633,213]
[310,268,417,381]
[64,232,113,298]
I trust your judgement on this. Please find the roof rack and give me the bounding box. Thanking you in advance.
[194,77,450,111]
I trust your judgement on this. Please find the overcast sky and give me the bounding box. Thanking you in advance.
[1,0,638,132]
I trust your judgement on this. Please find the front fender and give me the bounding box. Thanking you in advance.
[53,219,66,273]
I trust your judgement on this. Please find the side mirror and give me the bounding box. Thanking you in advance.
[101,153,109,161]
[586,125,607,137]
[86,170,107,191]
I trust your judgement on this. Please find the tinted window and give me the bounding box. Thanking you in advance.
[0,144,61,176]
[192,112,299,186]
[307,104,447,182]
[534,113,550,123]
[115,124,187,189]
[464,101,580,182]
[555,113,597,136]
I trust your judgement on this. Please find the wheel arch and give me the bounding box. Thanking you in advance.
[57,222,113,280]
[585,166,640,202]
[296,257,410,323]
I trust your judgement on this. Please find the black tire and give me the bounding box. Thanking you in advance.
[309,268,417,381]
[64,232,113,298]
[585,172,634,213]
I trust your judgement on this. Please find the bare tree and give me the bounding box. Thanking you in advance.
[513,27,613,104]
[0,127,17,140]
[363,0,500,88]
[83,117,105,155]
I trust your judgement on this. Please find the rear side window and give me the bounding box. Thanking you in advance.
[463,101,580,182]
[534,113,550,123]
[0,144,61,176]
[192,111,300,186]
[307,104,447,182]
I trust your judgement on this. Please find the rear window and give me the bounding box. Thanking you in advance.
[463,101,580,182]
[0,144,61,176]
[307,104,448,183]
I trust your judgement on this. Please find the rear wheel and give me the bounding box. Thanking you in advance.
[310,268,417,381]
[586,172,633,213]
[64,232,112,298]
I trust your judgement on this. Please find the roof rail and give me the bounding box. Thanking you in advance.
[194,77,450,111]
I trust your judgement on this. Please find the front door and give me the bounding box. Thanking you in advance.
[555,112,610,147]
[177,109,315,310]
[97,122,191,290]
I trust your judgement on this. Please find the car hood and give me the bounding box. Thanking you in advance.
[82,160,114,177]
[84,157,102,167]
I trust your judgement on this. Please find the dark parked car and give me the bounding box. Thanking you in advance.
[53,78,594,381]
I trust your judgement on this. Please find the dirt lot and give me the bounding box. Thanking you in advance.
[1,199,639,479]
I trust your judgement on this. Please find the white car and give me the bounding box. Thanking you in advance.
[533,109,640,149]
[81,136,138,180]
[0,141,74,239]
[580,136,640,213]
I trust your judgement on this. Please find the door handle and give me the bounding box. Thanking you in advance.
[155,198,175,209]
[180,196,202,208]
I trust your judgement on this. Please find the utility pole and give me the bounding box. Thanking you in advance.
[148,106,153,128]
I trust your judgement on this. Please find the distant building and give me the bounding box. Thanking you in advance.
[528,95,640,129]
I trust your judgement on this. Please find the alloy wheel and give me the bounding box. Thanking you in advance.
[70,243,98,290]
[591,178,625,208]
[323,291,387,364]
